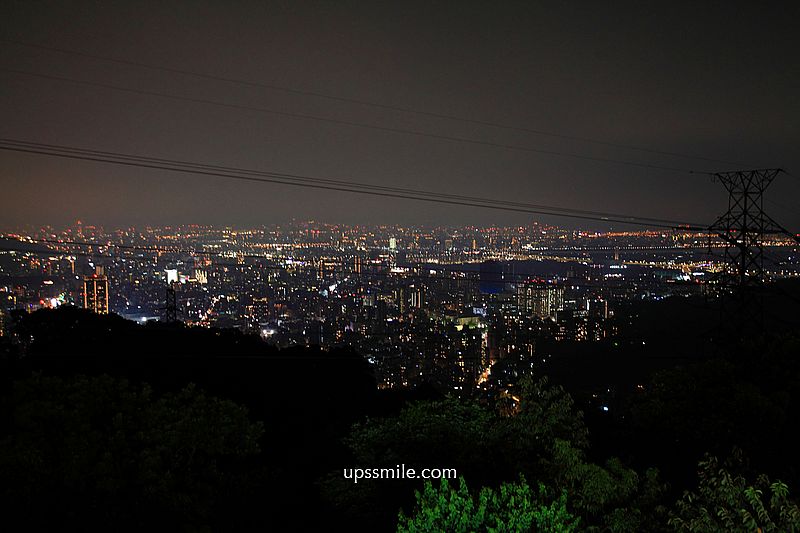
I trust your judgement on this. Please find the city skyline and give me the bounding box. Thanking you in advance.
[2,3,800,531]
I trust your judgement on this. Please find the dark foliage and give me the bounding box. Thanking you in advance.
[2,305,800,531]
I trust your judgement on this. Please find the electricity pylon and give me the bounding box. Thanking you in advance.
[708,169,795,332]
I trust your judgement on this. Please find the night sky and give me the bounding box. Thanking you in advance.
[1,1,798,230]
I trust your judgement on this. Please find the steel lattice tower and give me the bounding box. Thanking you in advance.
[708,169,792,331]
[163,284,177,323]
[708,169,787,287]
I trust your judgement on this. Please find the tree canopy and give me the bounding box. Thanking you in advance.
[0,374,264,531]
[669,454,800,532]
[397,477,579,533]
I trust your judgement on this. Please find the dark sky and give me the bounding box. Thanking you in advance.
[1,1,798,230]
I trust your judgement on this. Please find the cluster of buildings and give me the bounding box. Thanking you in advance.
[1,220,797,393]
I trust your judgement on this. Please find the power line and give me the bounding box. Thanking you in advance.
[0,68,701,174]
[0,138,702,228]
[0,37,750,168]
[0,139,707,230]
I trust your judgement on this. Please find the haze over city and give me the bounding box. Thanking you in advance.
[2,1,798,229]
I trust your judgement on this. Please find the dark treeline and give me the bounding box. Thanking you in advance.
[1,296,799,531]
[1,306,383,530]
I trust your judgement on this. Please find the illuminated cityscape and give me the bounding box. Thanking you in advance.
[2,1,799,531]
[2,220,798,393]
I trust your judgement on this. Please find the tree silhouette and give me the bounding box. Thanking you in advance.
[669,454,800,532]
[0,374,264,531]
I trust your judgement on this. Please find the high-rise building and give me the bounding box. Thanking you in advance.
[517,281,564,319]
[194,269,208,284]
[410,285,426,309]
[362,292,376,307]
[84,265,109,314]
[247,297,271,329]
[395,287,407,314]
